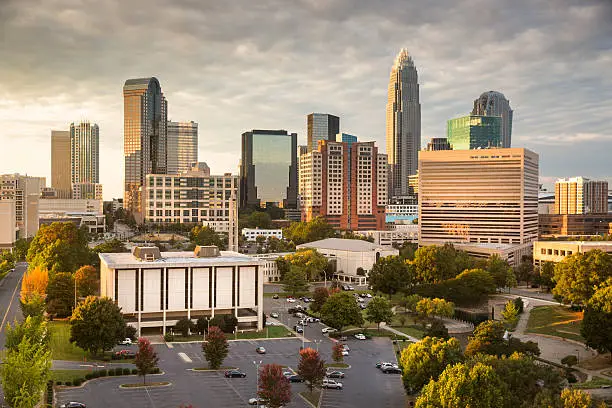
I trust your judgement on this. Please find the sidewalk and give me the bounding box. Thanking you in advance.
[380,324,420,342]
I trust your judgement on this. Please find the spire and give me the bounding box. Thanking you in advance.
[394,48,414,68]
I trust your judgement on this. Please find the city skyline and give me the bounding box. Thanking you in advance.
[1,0,611,199]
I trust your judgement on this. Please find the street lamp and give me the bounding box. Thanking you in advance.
[253,360,262,407]
[313,339,321,352]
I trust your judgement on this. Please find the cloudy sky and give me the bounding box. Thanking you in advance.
[1,0,611,199]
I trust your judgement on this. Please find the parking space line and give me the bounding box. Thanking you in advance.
[177,352,192,363]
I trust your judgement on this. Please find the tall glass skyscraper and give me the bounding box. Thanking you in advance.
[307,113,339,152]
[70,121,102,199]
[472,91,513,148]
[240,130,297,209]
[447,115,502,150]
[123,77,168,218]
[167,121,198,174]
[386,49,421,199]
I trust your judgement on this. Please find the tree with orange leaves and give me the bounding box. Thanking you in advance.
[297,347,326,392]
[20,266,49,318]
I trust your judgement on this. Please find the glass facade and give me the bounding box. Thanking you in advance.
[167,121,198,174]
[307,113,339,152]
[447,115,502,150]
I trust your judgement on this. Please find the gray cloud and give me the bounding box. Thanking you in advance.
[0,0,610,199]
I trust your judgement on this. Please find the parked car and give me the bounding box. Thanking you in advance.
[286,297,296,303]
[354,333,367,340]
[359,304,367,310]
[382,366,402,374]
[224,370,247,378]
[272,294,279,299]
[294,312,305,319]
[342,344,350,352]
[377,362,399,370]
[294,325,304,333]
[288,374,304,383]
[60,403,86,408]
[358,298,365,303]
[365,293,372,298]
[376,361,396,369]
[326,371,345,379]
[118,338,132,345]
[283,371,293,378]
[248,397,267,405]
[256,346,266,354]
[322,379,343,389]
[347,285,355,291]
[114,349,136,359]
[321,327,336,334]
[339,335,348,341]
[342,285,350,291]
[341,349,349,356]
[270,312,279,318]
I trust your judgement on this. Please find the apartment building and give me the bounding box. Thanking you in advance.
[0,174,46,238]
[555,177,608,215]
[533,240,612,266]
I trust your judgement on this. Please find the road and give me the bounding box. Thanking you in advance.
[0,262,26,349]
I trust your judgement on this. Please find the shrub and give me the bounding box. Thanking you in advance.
[85,373,93,380]
[131,368,138,375]
[99,369,107,377]
[103,356,110,362]
[514,297,524,314]
[55,381,62,386]
[123,368,131,375]
[152,367,161,374]
[561,355,579,368]
[73,378,83,386]
[164,332,175,342]
[108,369,115,376]
[64,380,72,387]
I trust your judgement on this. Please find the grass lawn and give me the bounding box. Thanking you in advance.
[393,339,413,356]
[526,306,584,342]
[572,376,612,389]
[300,390,321,407]
[393,326,425,339]
[119,381,170,388]
[51,369,91,383]
[49,321,90,361]
[325,363,350,369]
[235,326,291,339]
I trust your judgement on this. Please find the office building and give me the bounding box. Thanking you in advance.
[426,137,451,151]
[533,241,612,266]
[39,212,106,234]
[538,213,612,237]
[335,133,358,146]
[251,252,293,282]
[0,200,16,250]
[38,198,103,216]
[385,204,418,224]
[167,121,198,174]
[242,228,283,242]
[299,140,387,231]
[99,246,264,335]
[298,145,308,158]
[123,77,168,219]
[472,91,513,148]
[142,163,238,238]
[419,148,539,246]
[70,121,102,199]
[386,48,421,198]
[359,227,419,247]
[453,242,532,267]
[307,113,339,152]
[447,115,502,150]
[555,177,608,215]
[51,130,72,198]
[240,130,297,209]
[0,174,45,238]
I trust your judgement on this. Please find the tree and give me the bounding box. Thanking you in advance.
[399,336,463,394]
[581,282,612,361]
[70,296,126,356]
[553,250,612,305]
[209,314,238,334]
[537,261,555,291]
[502,300,519,328]
[283,265,308,296]
[369,256,414,295]
[5,316,49,352]
[297,347,326,392]
[415,298,454,323]
[46,272,74,318]
[74,265,99,297]
[20,266,48,303]
[311,287,329,313]
[515,255,534,284]
[278,249,328,281]
[424,320,449,339]
[26,222,92,273]
[13,238,31,261]
[331,342,344,363]
[466,320,540,357]
[398,242,418,261]
[414,268,496,307]
[559,388,601,408]
[135,337,159,385]
[20,292,46,318]
[561,355,579,368]
[248,211,272,229]
[202,326,228,369]
[195,317,210,334]
[320,292,363,334]
[1,338,51,408]
[283,217,336,245]
[93,239,127,254]
[189,225,225,249]
[413,244,475,284]
[365,296,394,331]
[174,318,195,337]
[486,255,516,289]
[258,363,291,408]
[415,362,506,408]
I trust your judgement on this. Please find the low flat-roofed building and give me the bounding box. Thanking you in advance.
[99,246,264,335]
[358,227,418,246]
[39,198,103,215]
[452,242,533,267]
[39,212,106,234]
[296,238,398,285]
[242,228,283,242]
[250,252,294,282]
[533,241,612,266]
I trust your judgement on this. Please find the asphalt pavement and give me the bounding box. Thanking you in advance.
[0,262,26,349]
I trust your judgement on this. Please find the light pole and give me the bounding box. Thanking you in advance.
[313,339,321,352]
[253,360,262,407]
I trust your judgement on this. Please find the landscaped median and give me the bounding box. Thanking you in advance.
[52,367,161,387]
[166,325,292,342]
[299,390,322,408]
[526,305,584,342]
[119,381,171,389]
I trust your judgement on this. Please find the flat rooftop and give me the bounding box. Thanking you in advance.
[297,238,395,252]
[99,251,262,268]
[535,241,612,247]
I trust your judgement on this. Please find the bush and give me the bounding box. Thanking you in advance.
[99,369,107,377]
[152,367,161,374]
[514,297,524,314]
[92,371,100,378]
[561,355,579,368]
[55,381,62,386]
[164,332,175,342]
[103,356,110,362]
[123,368,131,375]
[108,369,115,376]
[73,378,83,386]
[64,380,72,387]
[131,368,138,375]
[567,373,578,383]
[85,373,93,380]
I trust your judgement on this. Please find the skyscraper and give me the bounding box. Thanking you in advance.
[472,91,513,148]
[386,49,421,199]
[307,113,339,152]
[426,138,451,151]
[70,121,101,199]
[51,130,71,198]
[167,121,198,174]
[240,130,298,209]
[123,77,168,218]
[447,115,502,150]
[555,177,608,215]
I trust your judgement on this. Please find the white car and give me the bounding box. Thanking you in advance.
[321,327,336,334]
[354,333,367,340]
[119,338,132,345]
[322,378,343,389]
[379,362,399,370]
[270,312,279,318]
[286,298,296,303]
[358,298,365,303]
[248,397,267,405]
[342,344,350,352]
[365,293,372,298]
[341,349,349,356]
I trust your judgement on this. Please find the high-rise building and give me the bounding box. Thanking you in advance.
[335,133,358,146]
[240,130,297,209]
[419,148,539,246]
[298,145,308,158]
[0,200,16,250]
[426,137,451,151]
[386,48,421,199]
[123,77,168,219]
[70,121,102,200]
[51,130,72,198]
[447,115,502,150]
[472,91,513,148]
[299,140,387,230]
[167,121,198,174]
[555,177,608,215]
[307,113,340,152]
[0,174,46,238]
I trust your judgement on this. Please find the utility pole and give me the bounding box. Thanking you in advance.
[253,360,262,407]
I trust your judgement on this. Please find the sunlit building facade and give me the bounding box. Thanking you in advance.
[447,115,501,150]
[167,121,198,175]
[307,113,339,153]
[472,91,513,148]
[555,177,608,215]
[51,130,72,199]
[70,121,101,199]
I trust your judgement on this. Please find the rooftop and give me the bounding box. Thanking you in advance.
[297,238,394,252]
[535,241,612,247]
[99,251,261,268]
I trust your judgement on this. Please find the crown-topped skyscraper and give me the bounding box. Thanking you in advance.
[386,49,421,200]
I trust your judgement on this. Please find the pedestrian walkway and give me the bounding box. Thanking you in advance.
[380,323,420,342]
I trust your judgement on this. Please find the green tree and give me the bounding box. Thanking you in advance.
[278,249,328,281]
[189,225,225,249]
[415,298,454,323]
[486,255,516,289]
[320,292,364,334]
[537,261,555,291]
[202,326,228,369]
[93,239,127,254]
[20,292,46,318]
[283,217,336,245]
[310,287,329,313]
[425,320,449,339]
[297,347,326,392]
[369,256,414,295]
[27,222,92,273]
[561,355,579,368]
[399,336,463,395]
[209,314,238,334]
[134,337,159,385]
[502,300,519,328]
[74,265,99,297]
[415,362,505,408]
[283,265,308,296]
[581,282,612,361]
[258,363,291,408]
[415,268,496,306]
[413,244,475,284]
[69,296,126,356]
[174,318,195,337]
[248,211,272,229]
[466,320,540,357]
[46,272,75,318]
[365,296,394,331]
[13,238,31,261]
[515,255,534,284]
[553,250,612,305]
[0,337,51,408]
[398,242,418,261]
[5,316,49,352]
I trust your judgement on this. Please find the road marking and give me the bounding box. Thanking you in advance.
[0,271,23,333]
[178,352,192,363]
[166,343,174,349]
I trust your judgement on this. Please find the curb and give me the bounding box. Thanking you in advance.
[119,381,172,389]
